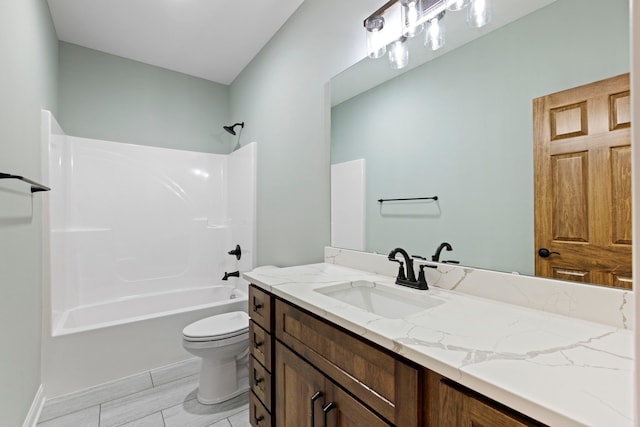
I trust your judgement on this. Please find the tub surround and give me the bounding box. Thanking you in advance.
[40,111,257,398]
[42,110,257,334]
[243,260,633,426]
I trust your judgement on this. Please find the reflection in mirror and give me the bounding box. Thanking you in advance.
[330,0,631,287]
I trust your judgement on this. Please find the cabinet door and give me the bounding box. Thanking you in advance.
[439,380,544,427]
[250,391,272,427]
[276,343,325,427]
[465,397,535,427]
[324,381,391,427]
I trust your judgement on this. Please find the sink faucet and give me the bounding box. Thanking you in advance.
[432,242,452,262]
[222,271,240,281]
[388,248,430,290]
[388,248,416,282]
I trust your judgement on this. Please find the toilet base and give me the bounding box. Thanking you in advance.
[196,356,249,405]
[197,378,249,405]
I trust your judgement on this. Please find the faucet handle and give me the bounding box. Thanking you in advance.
[417,264,434,290]
[388,259,406,280]
[411,254,427,260]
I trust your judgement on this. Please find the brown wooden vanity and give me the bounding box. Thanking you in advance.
[248,284,546,427]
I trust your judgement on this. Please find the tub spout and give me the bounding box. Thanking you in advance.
[222,271,240,281]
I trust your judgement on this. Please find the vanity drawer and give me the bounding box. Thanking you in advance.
[250,355,272,410]
[249,320,272,372]
[249,285,272,332]
[249,391,272,427]
[275,299,420,427]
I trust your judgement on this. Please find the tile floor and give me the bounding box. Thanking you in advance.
[37,358,250,427]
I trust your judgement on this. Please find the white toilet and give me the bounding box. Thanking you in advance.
[182,311,250,404]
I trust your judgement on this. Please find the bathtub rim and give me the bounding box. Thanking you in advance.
[52,286,247,337]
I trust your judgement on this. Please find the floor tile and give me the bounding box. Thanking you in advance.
[207,420,231,427]
[162,392,248,427]
[36,405,99,427]
[100,374,199,427]
[117,411,166,427]
[39,372,153,422]
[150,358,200,387]
[227,408,250,427]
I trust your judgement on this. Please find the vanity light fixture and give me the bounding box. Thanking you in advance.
[366,16,387,58]
[364,0,492,69]
[447,0,471,12]
[425,11,446,51]
[467,0,492,28]
[401,0,424,38]
[389,37,409,69]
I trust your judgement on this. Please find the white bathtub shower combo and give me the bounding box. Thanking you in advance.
[40,111,256,398]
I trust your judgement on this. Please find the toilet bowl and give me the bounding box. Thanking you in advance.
[182,311,249,404]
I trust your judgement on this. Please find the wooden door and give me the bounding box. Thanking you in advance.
[275,343,325,427]
[533,73,632,288]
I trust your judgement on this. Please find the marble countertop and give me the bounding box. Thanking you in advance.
[243,263,634,427]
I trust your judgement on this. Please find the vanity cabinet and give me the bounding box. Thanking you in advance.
[275,299,422,427]
[249,285,275,427]
[249,284,547,427]
[276,342,390,427]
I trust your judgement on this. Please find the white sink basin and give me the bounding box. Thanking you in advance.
[315,280,444,319]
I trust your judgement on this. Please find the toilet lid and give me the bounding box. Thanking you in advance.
[183,311,249,341]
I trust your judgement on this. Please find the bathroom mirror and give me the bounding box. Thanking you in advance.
[330,0,631,287]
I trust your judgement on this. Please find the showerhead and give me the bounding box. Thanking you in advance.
[223,122,244,136]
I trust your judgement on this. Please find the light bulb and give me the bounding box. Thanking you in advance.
[401,0,424,38]
[425,12,446,51]
[365,16,386,59]
[388,38,409,70]
[447,0,471,11]
[467,0,492,28]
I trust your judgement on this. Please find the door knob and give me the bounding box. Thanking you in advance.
[538,248,560,258]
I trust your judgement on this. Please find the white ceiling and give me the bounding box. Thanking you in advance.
[47,0,305,85]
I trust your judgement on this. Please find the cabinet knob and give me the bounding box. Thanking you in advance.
[254,415,264,425]
[253,376,263,387]
[252,302,264,312]
[253,340,263,349]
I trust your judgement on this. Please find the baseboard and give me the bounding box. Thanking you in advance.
[22,385,45,427]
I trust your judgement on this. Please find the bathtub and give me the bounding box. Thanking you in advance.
[42,283,249,398]
[54,285,247,336]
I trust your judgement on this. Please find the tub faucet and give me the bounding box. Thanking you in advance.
[222,271,240,281]
[388,248,425,289]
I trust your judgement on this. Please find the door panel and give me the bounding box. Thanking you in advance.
[275,343,325,427]
[439,380,543,427]
[533,73,632,287]
[324,381,390,427]
[611,145,632,244]
[551,152,588,241]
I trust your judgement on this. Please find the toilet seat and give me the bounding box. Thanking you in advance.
[183,311,249,342]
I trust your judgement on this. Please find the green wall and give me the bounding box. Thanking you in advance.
[0,0,58,425]
[331,0,629,275]
[59,42,232,154]
[229,0,375,267]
